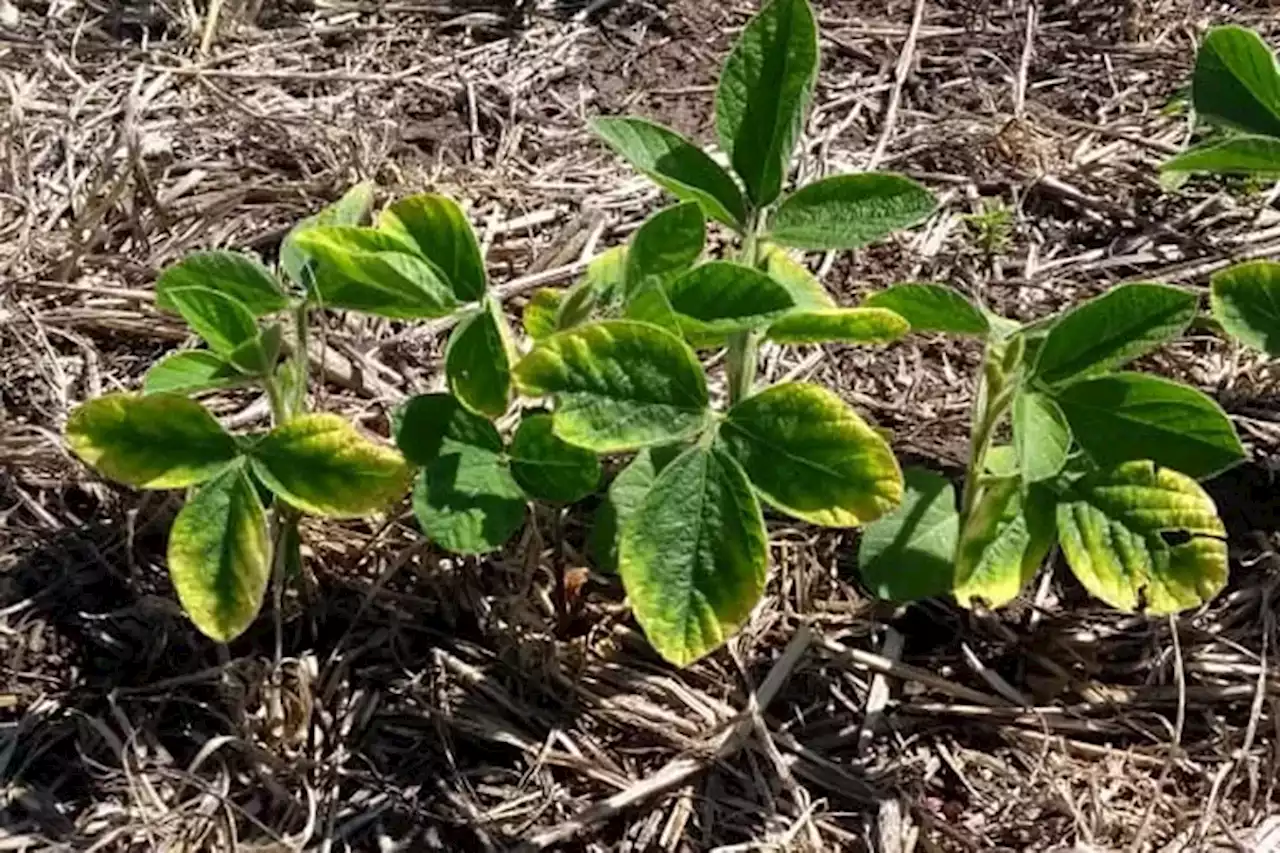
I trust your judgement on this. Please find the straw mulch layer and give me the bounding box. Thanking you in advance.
[2,0,1279,849]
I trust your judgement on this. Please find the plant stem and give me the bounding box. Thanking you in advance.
[727,211,764,405]
[549,505,567,637]
[959,343,1017,521]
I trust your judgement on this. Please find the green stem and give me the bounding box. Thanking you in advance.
[291,302,310,417]
[727,211,764,405]
[959,347,1014,521]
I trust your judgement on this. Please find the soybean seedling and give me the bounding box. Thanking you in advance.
[63,185,496,642]
[857,281,1245,613]
[371,0,936,666]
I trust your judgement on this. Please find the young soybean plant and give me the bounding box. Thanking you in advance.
[517,0,936,665]
[62,184,498,642]
[856,281,1246,613]
[1163,26,1280,362]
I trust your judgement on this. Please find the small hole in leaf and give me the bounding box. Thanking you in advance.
[1160,529,1193,547]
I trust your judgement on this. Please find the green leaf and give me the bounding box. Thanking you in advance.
[719,382,902,527]
[225,324,283,377]
[625,202,706,303]
[292,226,459,319]
[564,245,629,322]
[167,460,270,642]
[250,414,412,517]
[1013,391,1072,483]
[862,283,989,336]
[665,261,796,344]
[446,300,513,419]
[280,182,377,288]
[1191,25,1280,138]
[393,393,498,465]
[65,393,238,489]
[1163,135,1280,174]
[591,117,747,229]
[1057,460,1228,613]
[767,307,908,345]
[857,467,959,602]
[411,420,525,555]
[513,320,710,453]
[1211,260,1280,355]
[769,174,936,251]
[509,413,602,504]
[625,278,684,336]
[523,288,564,341]
[378,193,487,301]
[715,0,819,206]
[143,350,244,396]
[1055,373,1245,480]
[984,444,1020,478]
[162,287,259,356]
[590,446,682,573]
[156,251,288,317]
[954,481,1056,609]
[618,445,767,666]
[1033,283,1198,387]
[761,244,835,309]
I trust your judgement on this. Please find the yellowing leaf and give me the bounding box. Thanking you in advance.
[250,414,411,517]
[167,461,270,642]
[1057,461,1228,614]
[65,393,238,489]
[618,446,767,666]
[513,320,710,453]
[719,382,902,527]
[767,307,908,345]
